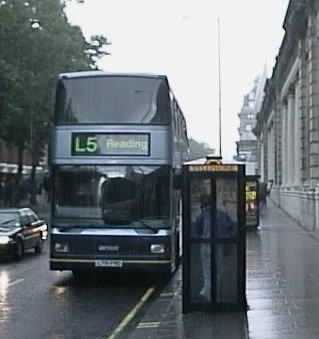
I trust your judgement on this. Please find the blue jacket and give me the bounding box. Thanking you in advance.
[194,207,235,238]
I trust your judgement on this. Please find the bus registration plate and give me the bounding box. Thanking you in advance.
[95,260,123,268]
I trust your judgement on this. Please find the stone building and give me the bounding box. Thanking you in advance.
[0,140,35,176]
[254,0,319,230]
[236,70,267,175]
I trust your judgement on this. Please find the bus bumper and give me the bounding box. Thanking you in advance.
[49,257,172,273]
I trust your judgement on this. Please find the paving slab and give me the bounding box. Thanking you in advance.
[128,200,319,339]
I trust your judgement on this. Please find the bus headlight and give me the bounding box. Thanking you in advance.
[150,244,165,254]
[54,242,70,253]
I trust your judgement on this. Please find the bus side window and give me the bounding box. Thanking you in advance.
[152,81,170,123]
[173,101,178,132]
[177,112,181,141]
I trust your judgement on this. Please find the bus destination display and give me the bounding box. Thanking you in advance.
[72,133,150,156]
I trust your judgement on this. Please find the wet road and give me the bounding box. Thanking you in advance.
[0,243,164,339]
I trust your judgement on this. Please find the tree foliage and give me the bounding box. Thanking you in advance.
[0,0,110,168]
[188,138,215,161]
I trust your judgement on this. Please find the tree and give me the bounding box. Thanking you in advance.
[188,138,215,161]
[0,0,110,204]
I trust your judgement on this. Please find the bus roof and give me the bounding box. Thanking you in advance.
[59,71,167,80]
[57,70,186,121]
[184,157,244,166]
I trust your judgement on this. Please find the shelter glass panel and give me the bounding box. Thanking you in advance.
[215,177,238,239]
[190,178,211,239]
[190,243,211,303]
[215,244,238,303]
[246,181,258,226]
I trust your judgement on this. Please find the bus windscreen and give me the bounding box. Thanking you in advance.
[53,165,170,227]
[55,76,171,125]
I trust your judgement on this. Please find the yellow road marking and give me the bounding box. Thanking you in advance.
[8,278,24,287]
[137,321,160,329]
[160,292,174,297]
[106,286,155,339]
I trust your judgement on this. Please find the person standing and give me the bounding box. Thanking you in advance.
[193,194,211,299]
[259,182,270,213]
[194,195,235,299]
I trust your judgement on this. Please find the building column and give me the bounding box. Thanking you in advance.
[285,96,290,185]
[267,122,275,183]
[285,100,289,185]
[309,17,319,183]
[294,79,301,186]
[281,102,287,186]
[267,125,272,182]
[287,90,295,186]
[260,135,265,181]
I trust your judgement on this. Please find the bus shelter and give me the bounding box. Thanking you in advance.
[182,160,247,313]
[245,175,260,229]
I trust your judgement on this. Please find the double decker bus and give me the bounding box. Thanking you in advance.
[49,71,189,276]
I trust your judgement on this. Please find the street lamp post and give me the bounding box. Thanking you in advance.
[29,19,41,205]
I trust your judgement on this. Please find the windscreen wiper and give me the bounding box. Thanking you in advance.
[56,225,91,231]
[0,219,17,226]
[57,224,118,230]
[132,220,158,233]
[0,227,11,231]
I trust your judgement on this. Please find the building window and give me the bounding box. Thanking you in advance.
[246,125,252,132]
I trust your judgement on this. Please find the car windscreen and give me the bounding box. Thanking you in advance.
[55,76,171,125]
[53,165,171,227]
[0,213,20,229]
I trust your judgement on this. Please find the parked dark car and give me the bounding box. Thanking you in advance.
[0,208,48,260]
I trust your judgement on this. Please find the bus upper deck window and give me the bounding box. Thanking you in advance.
[151,80,170,123]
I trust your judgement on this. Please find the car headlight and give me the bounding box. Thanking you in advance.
[0,236,10,245]
[54,242,69,253]
[150,244,165,254]
[42,230,48,240]
[40,224,48,232]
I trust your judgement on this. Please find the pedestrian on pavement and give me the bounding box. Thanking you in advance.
[267,179,273,197]
[259,182,268,211]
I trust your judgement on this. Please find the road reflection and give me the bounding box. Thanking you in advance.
[0,271,10,322]
[182,312,248,338]
[0,271,9,294]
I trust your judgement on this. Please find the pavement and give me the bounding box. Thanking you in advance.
[129,200,319,339]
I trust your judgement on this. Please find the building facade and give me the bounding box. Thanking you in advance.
[236,71,267,175]
[0,140,33,176]
[255,0,319,230]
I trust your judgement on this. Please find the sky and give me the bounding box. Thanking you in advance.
[65,0,290,160]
